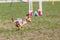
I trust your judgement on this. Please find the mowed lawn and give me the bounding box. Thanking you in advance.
[0,2,60,40]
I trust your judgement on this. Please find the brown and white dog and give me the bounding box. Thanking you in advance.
[11,16,31,30]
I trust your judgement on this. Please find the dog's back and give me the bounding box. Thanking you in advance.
[14,18,27,25]
[22,19,27,25]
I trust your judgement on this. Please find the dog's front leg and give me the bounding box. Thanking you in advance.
[17,23,23,30]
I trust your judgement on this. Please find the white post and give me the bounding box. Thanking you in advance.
[38,0,42,16]
[28,0,33,16]
[29,0,33,12]
[10,0,13,7]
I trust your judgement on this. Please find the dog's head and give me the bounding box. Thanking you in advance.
[26,16,31,22]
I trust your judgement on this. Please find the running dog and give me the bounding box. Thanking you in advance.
[11,16,31,30]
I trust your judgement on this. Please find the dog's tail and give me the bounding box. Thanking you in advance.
[11,17,14,22]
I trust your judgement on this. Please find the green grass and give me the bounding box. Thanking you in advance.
[0,2,60,40]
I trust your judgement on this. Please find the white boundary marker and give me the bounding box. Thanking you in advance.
[28,0,33,16]
[28,0,42,16]
[38,0,42,16]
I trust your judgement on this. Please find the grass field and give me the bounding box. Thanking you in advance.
[0,2,60,40]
